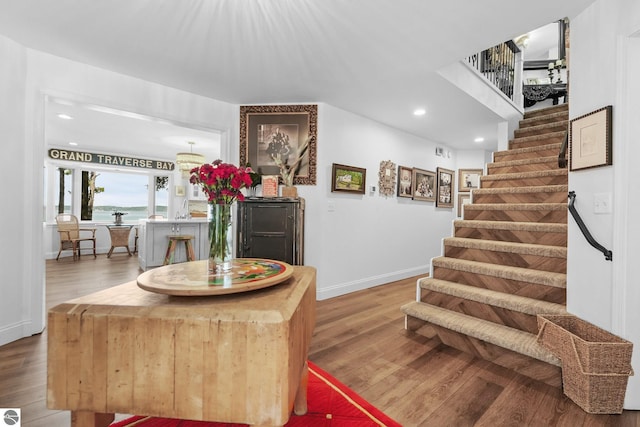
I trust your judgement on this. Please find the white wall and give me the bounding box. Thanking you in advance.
[570,0,640,408]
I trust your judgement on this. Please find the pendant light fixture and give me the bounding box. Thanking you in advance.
[175,141,206,177]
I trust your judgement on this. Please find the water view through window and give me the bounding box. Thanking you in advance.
[91,171,167,222]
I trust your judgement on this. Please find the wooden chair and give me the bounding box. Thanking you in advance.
[55,214,97,261]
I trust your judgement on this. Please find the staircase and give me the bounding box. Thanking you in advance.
[402,103,569,387]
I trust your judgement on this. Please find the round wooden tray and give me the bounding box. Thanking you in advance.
[137,258,294,296]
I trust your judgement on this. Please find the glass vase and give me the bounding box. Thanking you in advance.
[208,203,233,275]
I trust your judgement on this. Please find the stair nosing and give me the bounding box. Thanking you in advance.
[463,202,567,211]
[488,156,557,168]
[443,237,567,258]
[510,130,566,144]
[480,169,567,181]
[514,122,568,133]
[472,185,567,195]
[520,111,568,125]
[432,256,566,288]
[494,142,562,156]
[453,219,567,233]
[401,302,561,366]
[523,104,568,119]
[417,277,567,316]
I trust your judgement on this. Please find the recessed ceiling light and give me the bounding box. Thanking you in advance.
[413,108,426,116]
[57,113,73,120]
[474,137,485,143]
[68,141,78,146]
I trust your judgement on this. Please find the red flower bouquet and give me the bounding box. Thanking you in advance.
[189,159,253,204]
[189,160,253,274]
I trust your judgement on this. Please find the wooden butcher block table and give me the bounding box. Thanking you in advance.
[47,260,316,427]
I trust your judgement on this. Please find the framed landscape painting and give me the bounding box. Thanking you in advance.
[411,168,436,202]
[331,163,366,194]
[240,104,317,185]
[436,167,455,208]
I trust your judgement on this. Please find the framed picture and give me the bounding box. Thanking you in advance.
[240,104,317,185]
[458,194,471,217]
[397,165,413,198]
[436,167,455,208]
[261,175,279,198]
[331,163,366,194]
[411,168,436,202]
[570,105,612,171]
[175,185,185,197]
[378,160,396,197]
[458,168,483,192]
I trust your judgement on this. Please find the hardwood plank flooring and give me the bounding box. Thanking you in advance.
[0,256,638,426]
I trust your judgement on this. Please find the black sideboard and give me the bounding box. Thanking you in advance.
[523,83,567,107]
[236,198,304,265]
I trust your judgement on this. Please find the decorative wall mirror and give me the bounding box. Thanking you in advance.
[521,19,567,70]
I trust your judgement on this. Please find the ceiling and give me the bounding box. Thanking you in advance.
[0,1,596,155]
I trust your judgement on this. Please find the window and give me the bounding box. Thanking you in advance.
[47,163,172,222]
[89,171,152,222]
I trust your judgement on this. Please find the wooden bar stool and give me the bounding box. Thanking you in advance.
[163,235,196,265]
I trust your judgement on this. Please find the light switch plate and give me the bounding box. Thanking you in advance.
[593,193,612,214]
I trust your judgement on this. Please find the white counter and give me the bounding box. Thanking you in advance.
[138,219,209,270]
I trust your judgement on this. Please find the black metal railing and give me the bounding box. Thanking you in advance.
[568,191,612,261]
[558,131,568,168]
[467,40,520,101]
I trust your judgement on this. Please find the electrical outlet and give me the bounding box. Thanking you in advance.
[593,193,612,214]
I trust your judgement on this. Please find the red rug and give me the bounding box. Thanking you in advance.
[110,361,401,427]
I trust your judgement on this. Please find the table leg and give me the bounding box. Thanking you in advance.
[293,361,309,416]
[71,411,114,427]
[107,246,115,258]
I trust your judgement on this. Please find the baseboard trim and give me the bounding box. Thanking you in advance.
[0,320,35,347]
[316,266,429,300]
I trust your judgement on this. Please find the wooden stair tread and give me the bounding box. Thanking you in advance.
[510,130,566,144]
[523,103,568,119]
[432,256,566,288]
[401,302,561,366]
[453,220,566,233]
[463,202,566,211]
[472,185,567,195]
[417,277,567,316]
[480,169,566,182]
[489,156,558,168]
[520,111,569,128]
[495,142,562,156]
[515,121,568,133]
[443,237,567,258]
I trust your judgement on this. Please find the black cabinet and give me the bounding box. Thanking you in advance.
[236,198,304,265]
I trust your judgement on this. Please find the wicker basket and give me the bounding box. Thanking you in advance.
[537,314,634,414]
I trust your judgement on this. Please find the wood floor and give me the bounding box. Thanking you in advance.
[1,255,638,426]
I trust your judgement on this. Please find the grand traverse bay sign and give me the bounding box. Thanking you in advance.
[48,148,175,171]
